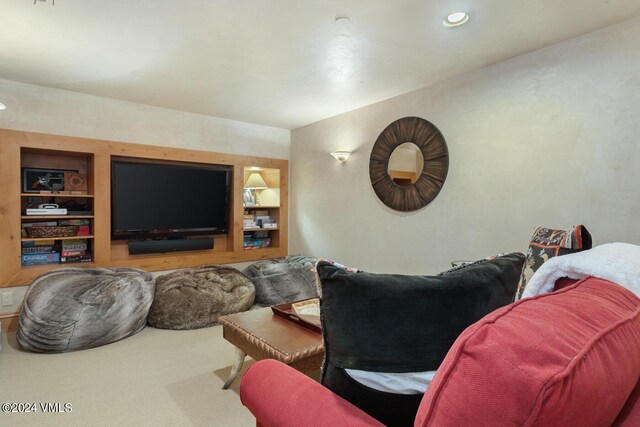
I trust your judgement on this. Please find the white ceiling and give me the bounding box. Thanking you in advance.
[2,0,640,129]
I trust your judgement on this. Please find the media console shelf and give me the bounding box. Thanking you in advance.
[0,129,288,287]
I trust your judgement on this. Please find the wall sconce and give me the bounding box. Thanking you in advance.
[244,172,268,206]
[0,102,6,111]
[330,151,351,162]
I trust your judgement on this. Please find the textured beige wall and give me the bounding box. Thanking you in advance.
[0,79,290,158]
[290,17,640,275]
[0,80,290,314]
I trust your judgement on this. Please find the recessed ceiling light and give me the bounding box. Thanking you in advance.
[0,102,6,111]
[443,12,469,28]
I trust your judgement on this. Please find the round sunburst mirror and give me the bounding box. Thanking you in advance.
[369,117,449,212]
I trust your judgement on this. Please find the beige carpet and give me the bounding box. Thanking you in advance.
[0,324,267,426]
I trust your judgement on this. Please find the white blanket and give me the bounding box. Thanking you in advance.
[522,242,640,298]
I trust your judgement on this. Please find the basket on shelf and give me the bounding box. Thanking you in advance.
[24,226,79,239]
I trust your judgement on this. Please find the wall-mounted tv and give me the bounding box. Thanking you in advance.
[111,160,230,239]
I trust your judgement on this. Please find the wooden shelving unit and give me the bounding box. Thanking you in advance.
[242,167,282,251]
[0,128,288,287]
[17,146,95,271]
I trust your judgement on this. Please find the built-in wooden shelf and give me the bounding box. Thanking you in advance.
[20,193,95,198]
[2,129,288,287]
[22,235,95,242]
[244,227,279,231]
[21,215,95,220]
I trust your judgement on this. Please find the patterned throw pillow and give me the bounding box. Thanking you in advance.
[312,258,359,298]
[515,225,592,300]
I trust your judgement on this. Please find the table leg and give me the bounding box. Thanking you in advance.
[222,348,247,389]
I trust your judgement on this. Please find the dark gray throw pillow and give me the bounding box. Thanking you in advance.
[242,255,318,306]
[317,252,525,427]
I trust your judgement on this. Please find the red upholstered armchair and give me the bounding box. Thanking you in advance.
[240,277,640,427]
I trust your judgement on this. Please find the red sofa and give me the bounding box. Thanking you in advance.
[240,276,640,426]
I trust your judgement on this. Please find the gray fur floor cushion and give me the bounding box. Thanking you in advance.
[17,267,154,353]
[147,265,255,330]
[242,255,318,306]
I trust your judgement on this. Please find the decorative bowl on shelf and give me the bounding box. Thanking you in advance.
[25,226,79,239]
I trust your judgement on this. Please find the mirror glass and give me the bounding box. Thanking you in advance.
[387,142,424,186]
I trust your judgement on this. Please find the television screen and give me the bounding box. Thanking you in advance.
[111,160,230,239]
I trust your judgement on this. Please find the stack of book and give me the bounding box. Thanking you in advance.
[243,212,257,229]
[261,219,278,229]
[243,230,271,250]
[20,238,92,265]
[60,239,92,264]
[21,240,59,266]
[253,210,277,229]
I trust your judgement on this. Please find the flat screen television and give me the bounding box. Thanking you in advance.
[111,160,230,239]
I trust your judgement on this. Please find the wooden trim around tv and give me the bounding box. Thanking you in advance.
[0,129,288,287]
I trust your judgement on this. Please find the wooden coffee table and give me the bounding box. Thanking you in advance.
[218,307,324,389]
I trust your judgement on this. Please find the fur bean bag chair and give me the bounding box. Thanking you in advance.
[17,267,155,353]
[242,255,318,306]
[147,265,255,330]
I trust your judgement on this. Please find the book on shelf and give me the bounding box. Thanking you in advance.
[60,254,92,264]
[22,245,56,255]
[61,250,87,257]
[21,239,56,247]
[243,236,271,249]
[61,239,88,251]
[253,210,269,216]
[245,230,269,239]
[21,252,60,265]
[256,218,277,228]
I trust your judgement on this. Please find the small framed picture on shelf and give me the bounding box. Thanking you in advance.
[243,189,256,207]
[63,172,88,194]
[22,168,78,193]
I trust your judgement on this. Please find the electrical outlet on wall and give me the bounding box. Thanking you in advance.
[1,292,13,306]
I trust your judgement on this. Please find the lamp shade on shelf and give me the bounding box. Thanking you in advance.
[245,173,268,189]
